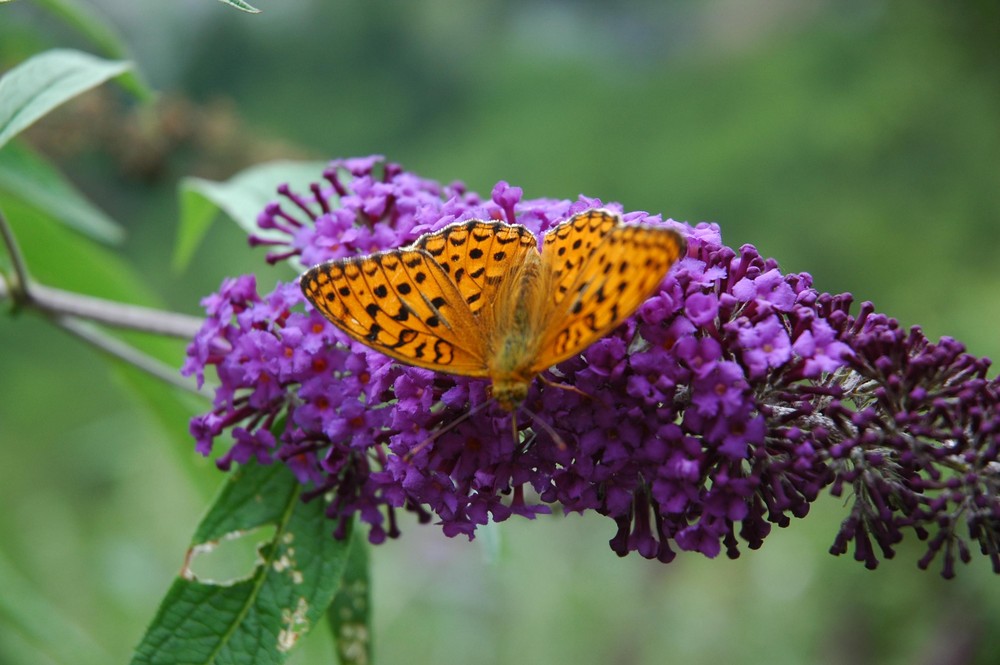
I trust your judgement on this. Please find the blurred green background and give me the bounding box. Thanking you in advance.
[2,1,999,663]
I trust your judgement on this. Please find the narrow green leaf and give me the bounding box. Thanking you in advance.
[328,535,372,665]
[131,461,350,665]
[0,191,209,479]
[217,0,262,13]
[173,182,223,272]
[0,550,111,665]
[0,49,132,150]
[174,160,327,271]
[0,142,124,244]
[109,362,214,490]
[0,195,158,303]
[33,0,153,100]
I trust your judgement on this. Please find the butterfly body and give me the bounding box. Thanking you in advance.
[483,248,549,409]
[301,209,686,411]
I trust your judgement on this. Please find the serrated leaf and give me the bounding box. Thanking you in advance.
[0,142,124,244]
[132,461,350,665]
[33,0,153,100]
[217,0,261,12]
[174,160,327,272]
[0,49,132,150]
[328,535,372,665]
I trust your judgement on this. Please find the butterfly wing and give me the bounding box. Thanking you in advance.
[532,212,686,372]
[541,209,620,307]
[413,220,538,315]
[301,248,491,376]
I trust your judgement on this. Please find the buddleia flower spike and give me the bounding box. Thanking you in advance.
[184,158,1000,577]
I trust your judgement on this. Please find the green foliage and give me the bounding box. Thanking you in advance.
[2,2,999,664]
[0,550,112,665]
[31,0,152,98]
[328,536,372,665]
[0,49,131,149]
[176,161,327,272]
[218,0,261,14]
[0,140,123,243]
[132,460,355,665]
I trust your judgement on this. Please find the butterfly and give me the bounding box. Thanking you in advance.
[300,209,686,411]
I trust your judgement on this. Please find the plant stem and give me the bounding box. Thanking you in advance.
[56,316,201,394]
[0,207,203,337]
[0,205,29,301]
[30,283,204,338]
[0,206,205,392]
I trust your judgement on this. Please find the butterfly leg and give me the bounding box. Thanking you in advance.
[511,409,518,449]
[537,372,592,401]
[402,399,495,462]
[518,404,568,452]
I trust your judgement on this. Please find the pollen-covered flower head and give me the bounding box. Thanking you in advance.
[184,156,1000,576]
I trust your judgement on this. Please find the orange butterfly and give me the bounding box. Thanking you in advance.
[300,209,686,410]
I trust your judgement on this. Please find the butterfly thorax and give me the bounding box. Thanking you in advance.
[487,248,549,410]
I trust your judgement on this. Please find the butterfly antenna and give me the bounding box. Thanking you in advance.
[404,398,495,462]
[518,404,568,452]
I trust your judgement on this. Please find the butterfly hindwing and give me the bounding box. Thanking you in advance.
[414,220,537,315]
[301,248,489,375]
[534,217,686,372]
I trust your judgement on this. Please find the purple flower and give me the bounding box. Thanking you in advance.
[184,156,1000,578]
[690,361,748,417]
[684,292,719,326]
[729,314,792,379]
[793,318,852,377]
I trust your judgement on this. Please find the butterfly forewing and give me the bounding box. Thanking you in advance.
[301,248,490,375]
[533,218,686,372]
[414,221,537,315]
[541,210,619,306]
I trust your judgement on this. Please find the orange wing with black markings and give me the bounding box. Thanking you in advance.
[301,209,687,410]
[540,209,619,307]
[532,210,686,372]
[301,247,491,375]
[413,220,537,315]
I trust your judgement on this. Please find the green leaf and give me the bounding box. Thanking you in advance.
[0,550,111,665]
[33,0,153,100]
[217,0,262,13]
[0,192,209,485]
[174,160,327,272]
[110,361,214,490]
[131,460,350,665]
[328,535,372,665]
[0,195,162,304]
[0,141,124,244]
[0,49,132,150]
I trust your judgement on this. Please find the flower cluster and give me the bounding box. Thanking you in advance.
[183,156,1000,577]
